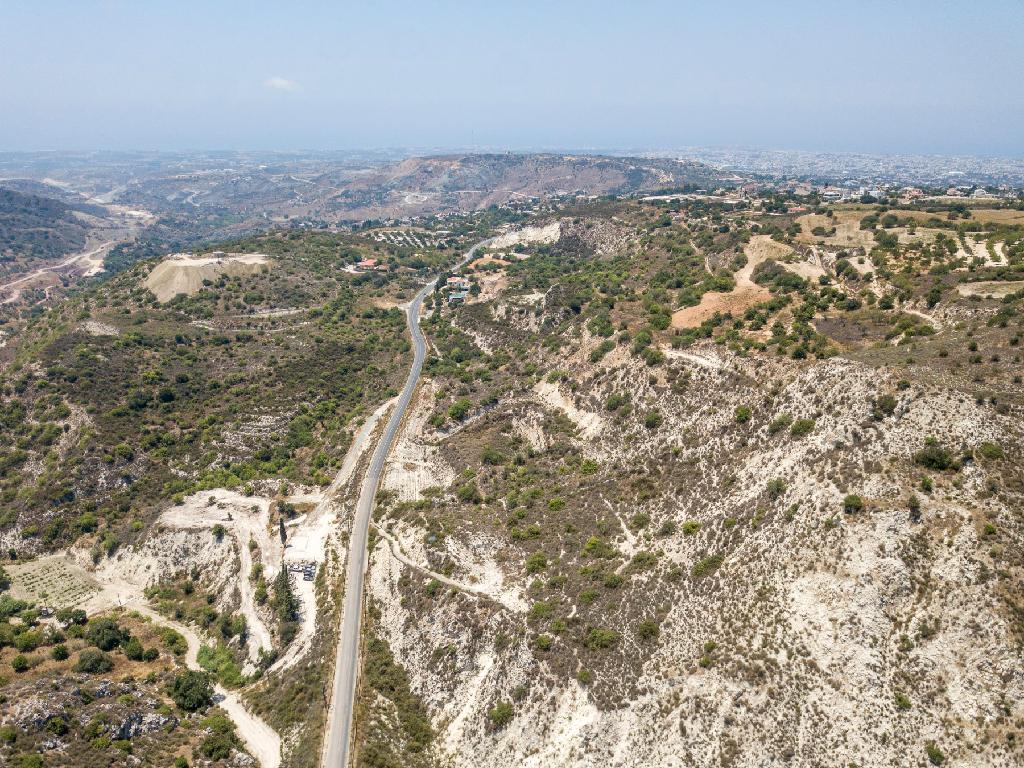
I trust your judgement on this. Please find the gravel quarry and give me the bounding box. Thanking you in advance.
[144,252,272,302]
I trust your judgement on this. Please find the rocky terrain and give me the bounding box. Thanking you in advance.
[1,188,1023,768]
[355,197,1024,767]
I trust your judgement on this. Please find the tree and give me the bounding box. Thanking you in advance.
[169,670,214,712]
[74,648,114,673]
[85,617,128,651]
[123,636,145,661]
[271,569,300,644]
[55,607,87,627]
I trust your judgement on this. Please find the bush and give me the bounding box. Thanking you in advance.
[55,608,87,626]
[85,617,128,651]
[198,713,239,760]
[872,394,897,419]
[487,701,515,729]
[691,553,724,578]
[914,437,957,471]
[734,405,752,423]
[582,537,616,559]
[584,628,619,650]
[790,418,815,438]
[51,644,69,661]
[925,742,945,765]
[766,478,787,499]
[123,636,145,661]
[976,442,1004,460]
[75,648,114,673]
[448,398,472,421]
[644,410,663,430]
[637,619,660,641]
[843,494,864,514]
[11,654,29,673]
[456,482,482,504]
[169,670,213,711]
[768,414,793,434]
[605,392,629,411]
[524,553,548,574]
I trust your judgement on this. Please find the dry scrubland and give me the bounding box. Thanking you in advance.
[355,198,1024,768]
[1,191,1023,768]
[0,226,470,768]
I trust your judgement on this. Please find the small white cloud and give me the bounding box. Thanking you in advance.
[263,76,298,91]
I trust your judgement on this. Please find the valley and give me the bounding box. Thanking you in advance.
[0,162,1022,768]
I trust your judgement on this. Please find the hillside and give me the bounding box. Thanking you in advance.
[353,198,1024,767]
[1,193,1022,768]
[328,153,732,220]
[0,186,92,274]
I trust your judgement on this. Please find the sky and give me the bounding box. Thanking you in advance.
[1,0,1023,156]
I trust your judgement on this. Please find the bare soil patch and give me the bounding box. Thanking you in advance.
[144,252,271,302]
[671,235,787,328]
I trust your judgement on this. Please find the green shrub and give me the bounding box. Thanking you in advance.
[637,619,660,641]
[976,442,1004,460]
[10,654,29,673]
[768,414,793,434]
[524,552,548,574]
[914,437,957,471]
[169,670,213,711]
[582,537,616,559]
[605,392,629,411]
[843,494,864,513]
[691,553,724,578]
[487,701,515,729]
[644,410,663,430]
[123,636,145,661]
[925,742,945,766]
[584,628,619,650]
[734,405,752,423]
[790,418,815,438]
[529,601,554,621]
[456,481,482,504]
[872,394,897,419]
[85,617,128,651]
[682,520,701,536]
[75,648,114,673]
[448,398,472,421]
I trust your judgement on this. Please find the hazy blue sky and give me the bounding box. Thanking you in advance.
[2,0,1022,155]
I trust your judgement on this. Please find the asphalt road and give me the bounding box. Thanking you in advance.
[322,239,488,768]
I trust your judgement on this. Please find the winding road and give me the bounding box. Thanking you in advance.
[322,239,489,768]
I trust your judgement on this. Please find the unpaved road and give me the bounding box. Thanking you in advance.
[0,239,116,303]
[322,239,489,768]
[129,602,281,768]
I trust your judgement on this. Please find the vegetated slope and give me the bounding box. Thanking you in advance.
[0,186,92,274]
[0,598,254,768]
[0,228,460,558]
[328,153,732,221]
[356,198,1024,767]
